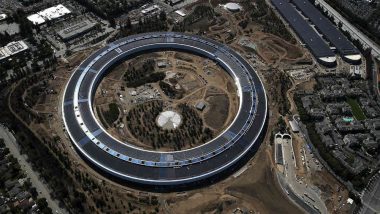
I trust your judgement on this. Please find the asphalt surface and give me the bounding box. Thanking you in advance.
[360,173,380,214]
[277,135,327,214]
[0,125,68,214]
[277,173,318,214]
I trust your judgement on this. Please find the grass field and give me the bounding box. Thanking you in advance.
[346,98,366,121]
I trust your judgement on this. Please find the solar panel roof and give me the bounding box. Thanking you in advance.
[292,0,359,56]
[271,0,335,58]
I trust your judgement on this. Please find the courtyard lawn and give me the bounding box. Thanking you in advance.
[346,98,366,121]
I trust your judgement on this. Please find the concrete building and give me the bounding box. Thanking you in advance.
[141,5,160,15]
[195,101,206,111]
[0,41,28,61]
[57,20,96,42]
[289,120,300,133]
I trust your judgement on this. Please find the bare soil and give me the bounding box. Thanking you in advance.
[94,51,239,151]
[204,94,230,130]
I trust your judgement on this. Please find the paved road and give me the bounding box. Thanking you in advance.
[360,173,380,214]
[314,0,380,60]
[277,174,318,214]
[0,125,68,214]
[371,60,380,99]
[278,136,327,213]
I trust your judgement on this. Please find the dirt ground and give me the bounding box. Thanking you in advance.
[24,47,303,214]
[250,32,310,65]
[311,170,351,213]
[94,51,239,151]
[165,147,303,214]
[225,149,303,214]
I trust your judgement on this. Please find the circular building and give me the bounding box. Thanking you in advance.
[62,32,268,189]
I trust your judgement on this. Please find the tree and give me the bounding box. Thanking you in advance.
[108,16,116,28]
[159,11,167,21]
[37,198,52,214]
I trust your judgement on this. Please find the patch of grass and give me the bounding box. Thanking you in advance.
[346,98,366,121]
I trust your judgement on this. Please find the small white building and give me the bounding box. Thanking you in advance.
[0,14,8,21]
[175,10,186,17]
[141,5,160,15]
[223,3,242,12]
[289,120,300,133]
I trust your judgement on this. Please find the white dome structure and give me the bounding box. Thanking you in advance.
[224,3,242,12]
[156,111,182,129]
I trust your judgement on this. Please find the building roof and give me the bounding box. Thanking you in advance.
[224,3,242,11]
[271,0,335,59]
[195,101,206,110]
[0,40,28,60]
[170,0,183,4]
[292,0,360,58]
[175,10,186,17]
[289,120,300,132]
[27,4,71,25]
[57,20,96,40]
[27,14,45,25]
[141,5,159,14]
[0,14,7,21]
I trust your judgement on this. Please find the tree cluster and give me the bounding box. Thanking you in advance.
[294,94,372,191]
[243,0,295,43]
[102,103,120,125]
[126,101,213,150]
[124,59,165,88]
[74,0,153,19]
[158,81,184,99]
[118,15,168,38]
[172,5,214,32]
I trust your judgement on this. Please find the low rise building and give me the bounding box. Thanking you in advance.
[0,14,7,21]
[27,4,71,25]
[0,41,29,61]
[57,20,97,42]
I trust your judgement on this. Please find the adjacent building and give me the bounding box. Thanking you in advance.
[0,41,28,61]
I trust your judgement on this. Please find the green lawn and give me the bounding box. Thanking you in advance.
[346,98,366,121]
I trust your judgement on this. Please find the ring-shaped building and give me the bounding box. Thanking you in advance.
[62,32,268,188]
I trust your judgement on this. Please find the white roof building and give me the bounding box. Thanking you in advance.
[141,5,160,15]
[223,3,242,12]
[0,48,9,60]
[0,40,29,61]
[175,10,186,17]
[27,14,46,25]
[289,120,300,133]
[0,14,7,21]
[27,4,71,25]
